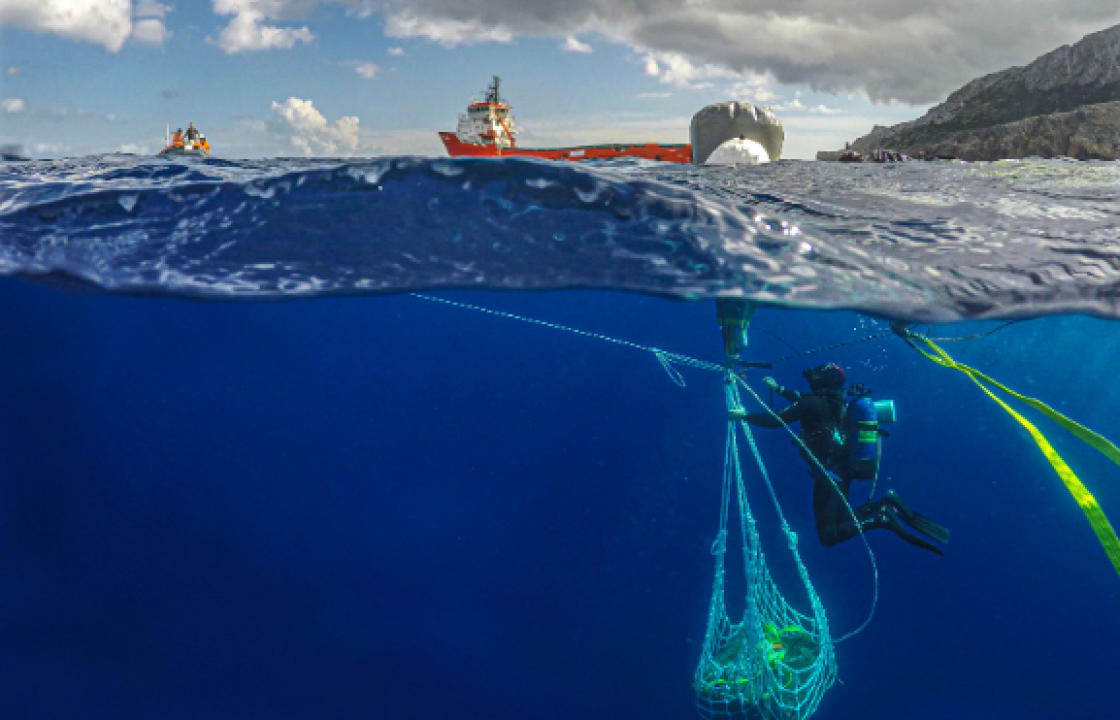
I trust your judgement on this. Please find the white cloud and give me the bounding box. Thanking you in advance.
[646,50,782,102]
[0,0,131,52]
[213,0,315,53]
[6,66,20,76]
[562,35,591,53]
[387,46,404,55]
[748,88,777,103]
[117,142,152,154]
[340,0,375,19]
[105,112,119,121]
[132,18,170,44]
[2,98,27,114]
[135,0,173,18]
[641,51,738,89]
[239,116,267,132]
[373,1,1120,104]
[384,12,512,46]
[769,93,845,115]
[132,0,171,43]
[32,141,70,156]
[725,70,779,103]
[270,97,360,155]
[354,62,379,78]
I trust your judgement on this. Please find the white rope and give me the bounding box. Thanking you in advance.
[410,293,725,386]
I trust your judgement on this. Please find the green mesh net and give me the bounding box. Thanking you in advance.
[694,380,837,720]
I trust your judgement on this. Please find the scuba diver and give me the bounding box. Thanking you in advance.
[743,363,951,555]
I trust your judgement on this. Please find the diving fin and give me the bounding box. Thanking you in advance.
[859,490,950,555]
[884,490,951,544]
[884,516,944,555]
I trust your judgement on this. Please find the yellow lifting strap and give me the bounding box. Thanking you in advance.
[908,334,1120,576]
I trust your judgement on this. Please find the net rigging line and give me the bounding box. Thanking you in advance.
[411,292,880,642]
[925,320,1021,342]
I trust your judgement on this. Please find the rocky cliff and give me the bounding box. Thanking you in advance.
[821,24,1120,160]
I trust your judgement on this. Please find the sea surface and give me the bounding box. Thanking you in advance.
[1,155,1119,719]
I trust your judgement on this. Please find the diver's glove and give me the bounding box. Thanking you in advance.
[763,376,780,391]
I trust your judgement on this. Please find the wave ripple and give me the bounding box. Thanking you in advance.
[2,154,1119,321]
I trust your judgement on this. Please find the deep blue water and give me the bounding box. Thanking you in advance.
[2,155,1120,719]
[2,280,1118,719]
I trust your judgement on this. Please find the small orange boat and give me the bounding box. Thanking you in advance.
[439,76,691,163]
[159,123,211,157]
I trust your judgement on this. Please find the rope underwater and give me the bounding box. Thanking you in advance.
[410,292,727,385]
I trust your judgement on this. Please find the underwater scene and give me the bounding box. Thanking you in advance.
[2,155,1120,719]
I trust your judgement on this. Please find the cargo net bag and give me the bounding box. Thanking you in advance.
[694,379,836,720]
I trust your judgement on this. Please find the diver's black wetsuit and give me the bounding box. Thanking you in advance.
[746,386,864,547]
[745,371,949,555]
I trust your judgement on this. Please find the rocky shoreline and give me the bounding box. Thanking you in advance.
[819,24,1120,161]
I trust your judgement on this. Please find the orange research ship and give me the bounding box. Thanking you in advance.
[439,76,692,163]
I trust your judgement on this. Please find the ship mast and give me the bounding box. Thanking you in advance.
[486,76,501,105]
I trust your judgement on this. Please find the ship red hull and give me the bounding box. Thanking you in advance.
[439,131,691,162]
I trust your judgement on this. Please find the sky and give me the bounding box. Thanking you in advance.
[2,1,1120,159]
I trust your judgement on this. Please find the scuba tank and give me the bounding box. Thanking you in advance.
[844,386,896,482]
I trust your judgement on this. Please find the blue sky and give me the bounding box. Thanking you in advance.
[2,1,1118,159]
